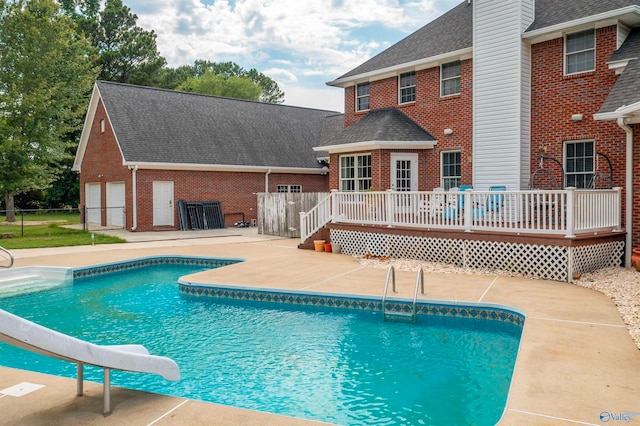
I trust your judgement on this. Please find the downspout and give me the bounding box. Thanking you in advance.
[129,165,139,231]
[265,169,272,193]
[617,118,633,268]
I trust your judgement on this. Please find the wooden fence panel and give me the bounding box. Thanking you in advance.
[257,192,327,238]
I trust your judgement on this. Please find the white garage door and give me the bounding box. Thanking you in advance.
[85,183,101,225]
[106,182,125,227]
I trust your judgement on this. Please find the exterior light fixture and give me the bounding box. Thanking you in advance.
[444,128,453,135]
[572,114,583,121]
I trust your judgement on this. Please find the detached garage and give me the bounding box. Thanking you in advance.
[73,81,342,232]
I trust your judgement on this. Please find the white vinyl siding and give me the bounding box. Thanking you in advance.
[565,29,595,75]
[617,24,630,49]
[472,0,533,190]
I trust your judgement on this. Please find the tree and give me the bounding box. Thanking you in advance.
[0,0,97,220]
[177,71,262,101]
[94,0,165,85]
[159,60,285,103]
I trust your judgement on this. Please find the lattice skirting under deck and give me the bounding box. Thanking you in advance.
[329,229,624,282]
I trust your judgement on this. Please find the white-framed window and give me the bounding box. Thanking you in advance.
[441,151,461,190]
[565,29,595,75]
[565,140,594,188]
[441,61,461,96]
[356,82,370,112]
[100,119,105,133]
[276,185,302,193]
[399,71,416,104]
[340,154,371,191]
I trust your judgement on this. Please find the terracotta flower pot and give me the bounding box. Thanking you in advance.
[632,249,640,272]
[313,240,325,252]
[324,243,332,253]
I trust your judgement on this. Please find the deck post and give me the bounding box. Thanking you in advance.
[614,187,623,232]
[76,363,83,396]
[565,187,576,238]
[103,368,111,415]
[464,191,473,232]
[386,190,395,228]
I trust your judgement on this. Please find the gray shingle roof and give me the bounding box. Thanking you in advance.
[317,108,435,146]
[97,81,342,169]
[526,0,640,32]
[333,0,640,82]
[333,2,472,81]
[598,30,640,114]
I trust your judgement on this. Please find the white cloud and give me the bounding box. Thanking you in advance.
[281,84,344,113]
[127,0,460,109]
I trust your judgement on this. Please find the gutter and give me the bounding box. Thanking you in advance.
[128,165,139,231]
[617,118,634,268]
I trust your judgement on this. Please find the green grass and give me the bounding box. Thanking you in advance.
[0,212,126,250]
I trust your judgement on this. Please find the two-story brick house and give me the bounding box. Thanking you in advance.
[312,0,640,273]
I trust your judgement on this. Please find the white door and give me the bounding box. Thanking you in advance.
[153,181,174,227]
[390,154,418,214]
[85,183,101,225]
[106,182,125,227]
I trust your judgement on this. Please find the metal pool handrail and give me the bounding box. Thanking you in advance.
[0,246,14,268]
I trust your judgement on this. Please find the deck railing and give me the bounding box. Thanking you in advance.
[300,188,622,243]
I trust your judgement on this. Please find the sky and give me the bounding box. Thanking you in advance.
[127,0,462,112]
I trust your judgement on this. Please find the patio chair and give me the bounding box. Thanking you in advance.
[488,185,506,211]
[429,187,445,218]
[458,185,472,210]
[444,187,459,219]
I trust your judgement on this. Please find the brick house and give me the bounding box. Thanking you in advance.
[307,0,640,273]
[73,81,342,231]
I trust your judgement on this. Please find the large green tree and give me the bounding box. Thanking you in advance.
[177,71,262,100]
[94,0,165,85]
[159,60,285,104]
[0,0,97,219]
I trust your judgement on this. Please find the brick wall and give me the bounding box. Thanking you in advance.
[530,25,629,231]
[80,100,329,232]
[337,59,474,190]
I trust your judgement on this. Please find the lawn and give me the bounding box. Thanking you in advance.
[0,212,125,249]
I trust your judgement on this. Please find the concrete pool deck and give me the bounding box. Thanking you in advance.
[1,229,639,425]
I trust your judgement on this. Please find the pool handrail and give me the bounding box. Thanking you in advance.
[0,246,14,268]
[0,308,180,414]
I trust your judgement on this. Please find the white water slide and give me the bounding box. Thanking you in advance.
[0,308,180,414]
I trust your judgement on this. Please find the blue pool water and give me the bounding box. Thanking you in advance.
[0,261,522,425]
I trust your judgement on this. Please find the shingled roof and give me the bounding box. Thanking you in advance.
[83,81,342,170]
[597,29,640,115]
[314,108,436,153]
[330,0,640,84]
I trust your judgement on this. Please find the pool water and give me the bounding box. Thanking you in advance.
[0,263,522,425]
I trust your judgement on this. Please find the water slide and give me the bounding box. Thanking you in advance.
[0,308,180,414]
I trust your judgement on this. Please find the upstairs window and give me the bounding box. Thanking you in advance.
[340,154,371,191]
[399,71,416,104]
[565,29,595,74]
[356,82,370,112]
[441,151,461,190]
[565,140,594,188]
[441,61,461,96]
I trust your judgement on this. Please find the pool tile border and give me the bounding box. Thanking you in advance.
[72,256,242,279]
[179,283,525,327]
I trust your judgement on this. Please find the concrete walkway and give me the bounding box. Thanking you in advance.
[1,229,639,425]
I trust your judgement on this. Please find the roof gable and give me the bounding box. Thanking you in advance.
[75,81,342,172]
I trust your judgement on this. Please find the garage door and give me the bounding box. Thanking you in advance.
[106,182,125,227]
[85,183,101,225]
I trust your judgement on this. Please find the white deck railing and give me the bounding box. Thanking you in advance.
[300,188,622,243]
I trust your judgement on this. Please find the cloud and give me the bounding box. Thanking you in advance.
[127,0,460,109]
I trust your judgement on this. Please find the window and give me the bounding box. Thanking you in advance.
[565,29,595,74]
[565,140,594,188]
[441,151,461,190]
[277,185,302,193]
[399,71,416,104]
[100,119,105,133]
[356,83,370,112]
[340,154,371,191]
[441,61,461,96]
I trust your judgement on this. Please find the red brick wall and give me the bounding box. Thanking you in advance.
[530,26,629,229]
[80,100,329,232]
[337,59,474,190]
[633,124,640,247]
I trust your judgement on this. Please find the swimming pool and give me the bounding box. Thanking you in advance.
[0,257,524,425]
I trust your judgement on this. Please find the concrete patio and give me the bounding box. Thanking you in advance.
[1,229,639,425]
